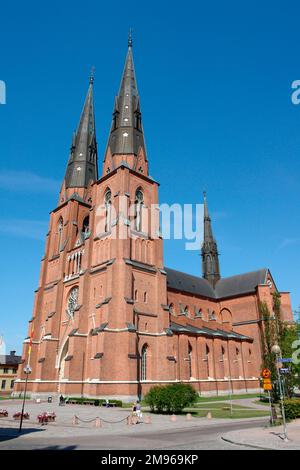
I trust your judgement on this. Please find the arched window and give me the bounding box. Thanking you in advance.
[82,216,90,234]
[135,188,144,232]
[184,305,189,316]
[104,189,112,232]
[205,344,210,377]
[141,344,148,381]
[188,343,193,379]
[66,287,79,320]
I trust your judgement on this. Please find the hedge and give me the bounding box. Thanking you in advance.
[283,399,300,420]
[67,397,123,407]
[144,383,198,414]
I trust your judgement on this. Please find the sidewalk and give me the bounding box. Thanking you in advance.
[222,419,300,450]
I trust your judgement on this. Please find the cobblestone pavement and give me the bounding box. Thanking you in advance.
[0,400,268,450]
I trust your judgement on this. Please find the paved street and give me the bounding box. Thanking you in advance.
[0,400,268,450]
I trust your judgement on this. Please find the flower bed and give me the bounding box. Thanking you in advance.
[37,412,56,424]
[0,409,8,418]
[13,411,30,420]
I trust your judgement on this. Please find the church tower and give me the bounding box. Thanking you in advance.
[201,192,221,287]
[16,36,171,401]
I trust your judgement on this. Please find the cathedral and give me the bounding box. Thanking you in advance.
[15,37,293,400]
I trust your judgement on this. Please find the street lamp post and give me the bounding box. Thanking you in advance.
[19,364,32,433]
[271,344,288,442]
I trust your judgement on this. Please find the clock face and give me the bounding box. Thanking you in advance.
[267,279,272,288]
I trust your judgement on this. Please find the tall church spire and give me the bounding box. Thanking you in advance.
[201,192,221,287]
[103,32,147,175]
[64,73,98,189]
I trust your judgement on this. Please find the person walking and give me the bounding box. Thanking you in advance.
[136,401,143,423]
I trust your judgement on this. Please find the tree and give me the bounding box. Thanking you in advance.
[259,295,300,400]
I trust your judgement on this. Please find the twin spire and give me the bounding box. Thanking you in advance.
[64,31,146,189]
[64,70,98,189]
[62,36,221,285]
[105,31,147,161]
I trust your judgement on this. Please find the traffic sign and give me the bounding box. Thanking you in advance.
[262,368,271,379]
[263,383,272,391]
[277,358,292,363]
[279,368,290,374]
[263,378,271,384]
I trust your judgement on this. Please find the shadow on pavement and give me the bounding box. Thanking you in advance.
[0,427,44,442]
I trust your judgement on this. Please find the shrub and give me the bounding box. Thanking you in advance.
[67,397,122,407]
[144,383,198,414]
[283,399,300,420]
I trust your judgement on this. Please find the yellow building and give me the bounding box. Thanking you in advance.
[0,351,21,396]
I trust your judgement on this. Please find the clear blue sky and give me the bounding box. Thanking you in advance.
[1,0,300,354]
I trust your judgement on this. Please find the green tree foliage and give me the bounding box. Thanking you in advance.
[259,295,300,400]
[144,383,198,414]
[283,399,300,420]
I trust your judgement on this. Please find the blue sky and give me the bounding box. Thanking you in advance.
[0,0,300,354]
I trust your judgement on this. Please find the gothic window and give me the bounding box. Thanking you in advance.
[104,189,112,232]
[195,307,202,318]
[188,343,193,379]
[184,305,189,316]
[221,346,225,361]
[205,344,210,377]
[57,217,63,253]
[135,188,144,232]
[208,310,216,320]
[82,216,90,234]
[206,255,212,272]
[141,344,148,381]
[134,289,138,301]
[66,287,79,319]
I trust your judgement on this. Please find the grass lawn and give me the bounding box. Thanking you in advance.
[193,408,269,419]
[196,393,261,402]
[192,402,252,410]
[185,400,270,419]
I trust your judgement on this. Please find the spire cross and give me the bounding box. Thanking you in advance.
[90,66,95,84]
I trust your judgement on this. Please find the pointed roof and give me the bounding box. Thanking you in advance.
[165,266,269,300]
[203,191,214,243]
[64,73,98,188]
[105,34,147,158]
[201,192,221,285]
